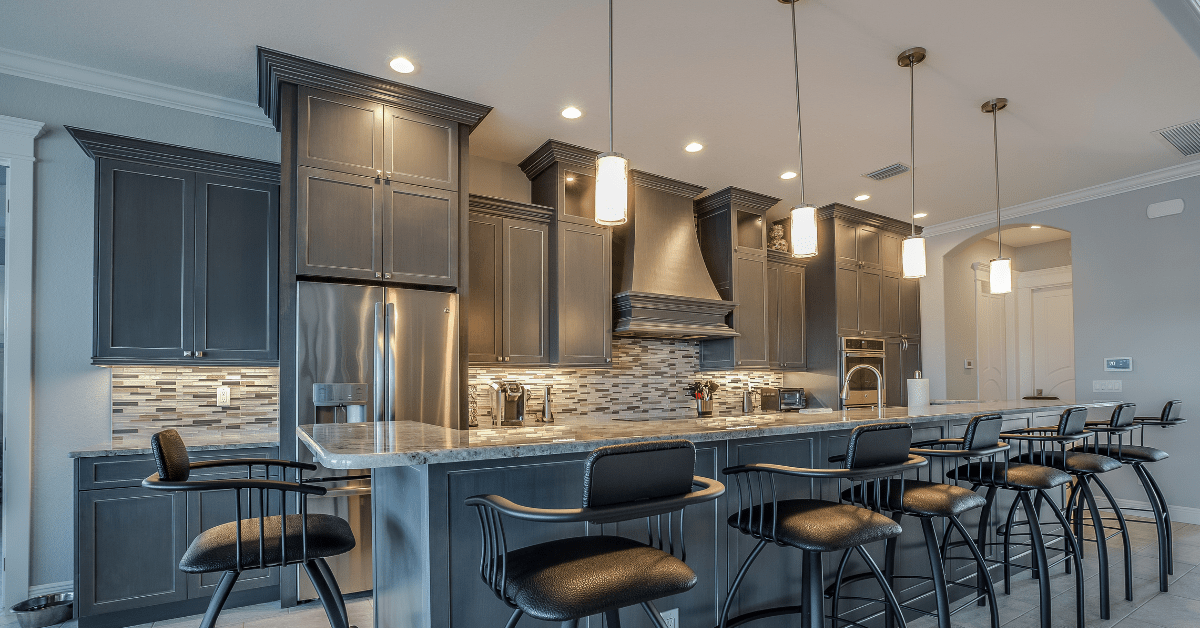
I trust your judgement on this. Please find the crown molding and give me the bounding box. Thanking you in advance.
[816,203,921,236]
[630,170,706,199]
[0,114,45,162]
[517,139,599,180]
[67,126,279,182]
[0,47,272,128]
[468,194,553,223]
[694,186,780,216]
[923,157,1200,238]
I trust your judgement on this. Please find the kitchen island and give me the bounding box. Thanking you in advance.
[299,400,1115,628]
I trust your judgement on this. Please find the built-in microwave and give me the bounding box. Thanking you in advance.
[841,337,887,408]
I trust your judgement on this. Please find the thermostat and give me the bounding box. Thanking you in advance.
[1104,358,1133,372]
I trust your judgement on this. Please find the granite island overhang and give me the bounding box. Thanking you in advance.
[298,400,1117,628]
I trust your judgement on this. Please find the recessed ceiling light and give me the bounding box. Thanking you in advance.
[855,194,870,201]
[913,212,928,219]
[389,57,415,74]
[780,171,797,180]
[685,142,704,153]
[1030,225,1042,229]
[561,107,582,119]
[566,176,575,182]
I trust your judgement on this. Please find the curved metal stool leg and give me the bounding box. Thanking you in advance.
[1018,492,1053,628]
[719,539,767,628]
[1143,465,1174,574]
[1079,477,1112,619]
[314,557,350,627]
[504,609,524,628]
[1040,489,1085,628]
[1135,463,1170,591]
[1002,492,1022,591]
[800,551,823,628]
[976,486,997,606]
[605,609,621,628]
[855,545,908,628]
[1092,474,1134,601]
[921,517,952,628]
[641,601,667,628]
[949,515,1000,628]
[198,570,240,628]
[304,560,350,628]
[831,547,854,623]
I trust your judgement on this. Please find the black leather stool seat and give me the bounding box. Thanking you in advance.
[947,462,1072,490]
[1073,444,1168,463]
[728,499,901,552]
[841,480,987,517]
[502,536,696,622]
[179,514,355,574]
[1012,451,1122,474]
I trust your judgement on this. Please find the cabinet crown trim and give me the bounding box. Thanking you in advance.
[256,47,492,132]
[468,194,553,224]
[767,249,808,267]
[695,186,781,215]
[630,170,706,199]
[67,127,280,182]
[817,203,923,236]
[518,139,600,180]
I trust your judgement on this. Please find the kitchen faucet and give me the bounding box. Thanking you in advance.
[841,364,884,418]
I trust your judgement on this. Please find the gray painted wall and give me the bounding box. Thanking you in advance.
[943,239,1014,400]
[468,154,530,203]
[0,73,280,587]
[1012,238,1072,272]
[924,174,1200,508]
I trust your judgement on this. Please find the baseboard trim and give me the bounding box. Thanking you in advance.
[27,581,72,597]
[1113,498,1200,525]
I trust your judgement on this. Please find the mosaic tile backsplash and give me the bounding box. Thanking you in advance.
[470,337,784,424]
[110,366,279,447]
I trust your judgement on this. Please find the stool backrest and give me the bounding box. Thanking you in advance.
[1110,403,1137,428]
[845,423,913,469]
[1056,406,1089,436]
[962,413,1004,449]
[583,439,696,509]
[151,429,191,482]
[1163,400,1183,422]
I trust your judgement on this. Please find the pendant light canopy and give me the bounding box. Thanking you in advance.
[899,47,927,279]
[594,0,628,226]
[785,0,817,258]
[983,97,1011,294]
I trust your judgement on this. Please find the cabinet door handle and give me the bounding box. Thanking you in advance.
[183,351,192,357]
[384,273,392,279]
[195,351,204,358]
[376,170,383,180]
[375,272,382,278]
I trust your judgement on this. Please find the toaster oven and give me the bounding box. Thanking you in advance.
[779,388,806,410]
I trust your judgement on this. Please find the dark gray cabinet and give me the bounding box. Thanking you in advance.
[885,338,922,406]
[768,256,807,370]
[836,262,882,338]
[294,86,460,287]
[467,201,550,365]
[74,447,279,628]
[70,128,280,367]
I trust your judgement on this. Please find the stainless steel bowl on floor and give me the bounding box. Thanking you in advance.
[11,593,73,628]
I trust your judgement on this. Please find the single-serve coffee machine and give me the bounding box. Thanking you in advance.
[489,381,531,426]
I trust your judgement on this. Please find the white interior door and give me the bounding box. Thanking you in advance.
[1031,285,1075,401]
[976,285,1009,401]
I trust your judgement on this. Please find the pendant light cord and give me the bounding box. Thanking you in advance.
[789,0,806,206]
[909,54,916,237]
[992,101,1001,258]
[608,0,614,154]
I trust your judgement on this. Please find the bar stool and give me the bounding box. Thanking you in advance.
[1009,406,1132,620]
[142,429,358,628]
[465,439,724,628]
[718,422,928,628]
[1075,400,1185,591]
[946,414,1085,628]
[830,413,1009,628]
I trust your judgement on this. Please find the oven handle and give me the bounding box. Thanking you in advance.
[844,351,887,358]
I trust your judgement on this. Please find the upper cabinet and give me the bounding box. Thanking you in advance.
[295,87,460,286]
[70,128,280,366]
[768,253,807,370]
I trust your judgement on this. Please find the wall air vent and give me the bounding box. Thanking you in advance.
[862,163,910,181]
[1157,119,1200,156]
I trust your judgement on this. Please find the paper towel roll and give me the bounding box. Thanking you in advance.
[908,378,930,408]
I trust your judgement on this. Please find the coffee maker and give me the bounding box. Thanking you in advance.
[489,381,531,426]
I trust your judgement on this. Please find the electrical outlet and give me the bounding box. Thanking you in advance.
[964,359,975,369]
[660,608,679,628]
[217,386,231,406]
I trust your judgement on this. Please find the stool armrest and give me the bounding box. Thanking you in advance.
[1134,418,1186,426]
[188,458,319,472]
[465,477,725,525]
[1000,432,1088,443]
[142,474,327,495]
[910,443,1010,459]
[725,454,927,482]
[1080,425,1134,434]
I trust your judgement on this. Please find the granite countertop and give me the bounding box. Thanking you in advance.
[298,400,1116,469]
[71,428,280,458]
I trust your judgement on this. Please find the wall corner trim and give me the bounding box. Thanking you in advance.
[922,158,1200,238]
[0,46,273,128]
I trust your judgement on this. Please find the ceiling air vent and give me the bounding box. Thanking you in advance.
[1157,120,1200,156]
[862,163,910,181]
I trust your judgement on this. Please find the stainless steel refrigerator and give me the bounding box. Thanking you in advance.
[294,281,459,600]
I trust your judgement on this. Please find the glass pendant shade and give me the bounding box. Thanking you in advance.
[901,236,927,278]
[790,205,818,258]
[989,257,1012,294]
[594,152,629,226]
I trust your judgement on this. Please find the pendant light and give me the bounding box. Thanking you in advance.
[594,0,628,226]
[786,0,818,258]
[898,47,927,278]
[983,97,1011,294]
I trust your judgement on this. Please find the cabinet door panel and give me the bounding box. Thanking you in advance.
[885,339,903,407]
[385,107,459,191]
[96,160,194,360]
[503,220,549,364]
[858,268,882,336]
[297,87,384,178]
[858,226,880,267]
[777,264,806,369]
[194,175,279,361]
[881,232,903,274]
[557,223,611,365]
[836,265,859,336]
[297,167,382,280]
[767,266,782,367]
[900,278,921,337]
[835,221,858,264]
[734,255,768,367]
[187,487,277,597]
[881,273,901,337]
[468,213,503,364]
[76,488,187,616]
[383,183,457,286]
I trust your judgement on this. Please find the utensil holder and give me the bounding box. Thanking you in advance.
[696,399,714,417]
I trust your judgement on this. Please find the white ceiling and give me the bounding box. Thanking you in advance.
[984,225,1071,248]
[3,0,1199,225]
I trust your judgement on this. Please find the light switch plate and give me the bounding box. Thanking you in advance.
[217,386,231,406]
[1092,380,1123,393]
[660,608,679,628]
[964,359,975,369]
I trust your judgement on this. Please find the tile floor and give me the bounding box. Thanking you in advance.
[12,519,1200,628]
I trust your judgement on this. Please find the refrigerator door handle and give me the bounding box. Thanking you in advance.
[385,302,396,422]
[373,302,386,423]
